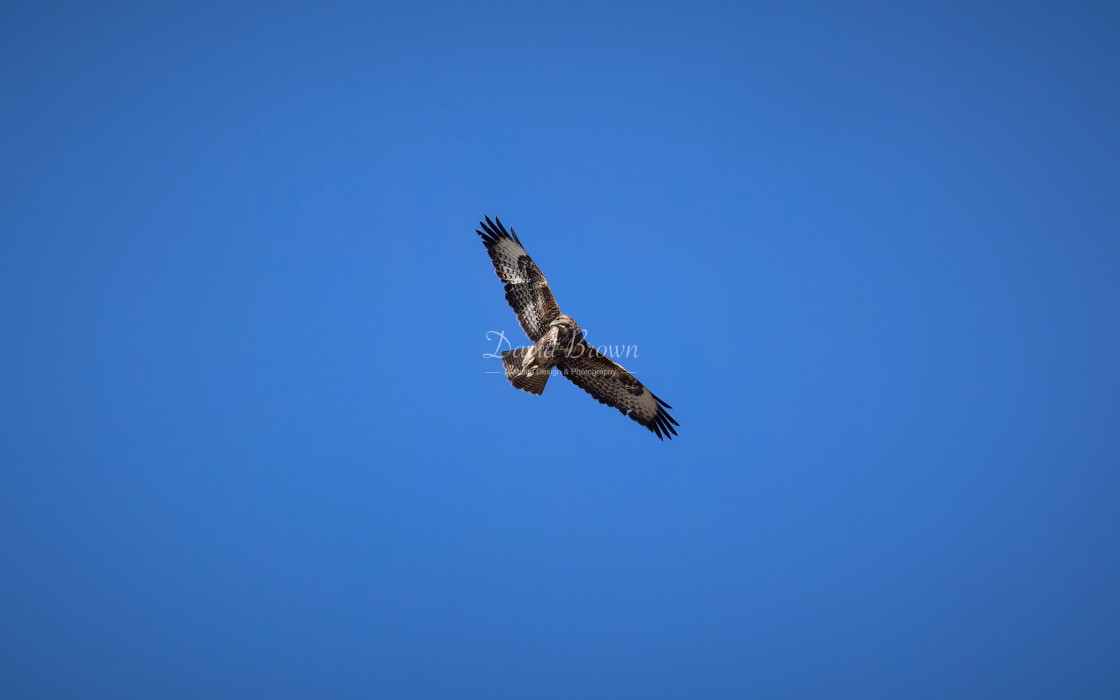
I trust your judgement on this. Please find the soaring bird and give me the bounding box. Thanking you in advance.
[477,216,678,440]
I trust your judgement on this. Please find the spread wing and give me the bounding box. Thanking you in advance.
[477,216,561,341]
[558,342,678,440]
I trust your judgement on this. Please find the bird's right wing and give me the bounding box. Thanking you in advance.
[477,216,561,342]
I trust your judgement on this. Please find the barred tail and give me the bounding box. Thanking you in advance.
[502,348,550,395]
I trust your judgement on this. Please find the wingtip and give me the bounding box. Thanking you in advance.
[649,405,678,440]
[478,216,522,246]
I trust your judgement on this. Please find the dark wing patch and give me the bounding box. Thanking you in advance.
[477,216,561,341]
[558,341,678,440]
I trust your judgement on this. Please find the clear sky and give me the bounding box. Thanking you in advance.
[2,1,1119,697]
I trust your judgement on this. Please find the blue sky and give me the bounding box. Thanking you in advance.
[2,1,1119,697]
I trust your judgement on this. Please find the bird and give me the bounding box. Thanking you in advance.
[477,216,678,440]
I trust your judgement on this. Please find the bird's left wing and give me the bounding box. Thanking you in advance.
[477,216,561,342]
[558,342,678,440]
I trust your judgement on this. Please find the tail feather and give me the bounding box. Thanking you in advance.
[502,348,550,395]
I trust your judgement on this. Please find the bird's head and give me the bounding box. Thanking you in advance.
[549,314,581,343]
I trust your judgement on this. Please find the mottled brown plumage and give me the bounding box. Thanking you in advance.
[477,216,678,440]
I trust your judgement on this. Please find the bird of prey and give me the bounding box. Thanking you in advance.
[477,216,678,440]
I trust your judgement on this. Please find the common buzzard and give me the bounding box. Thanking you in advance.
[478,216,678,440]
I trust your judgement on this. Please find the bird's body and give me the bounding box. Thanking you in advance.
[477,217,678,440]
